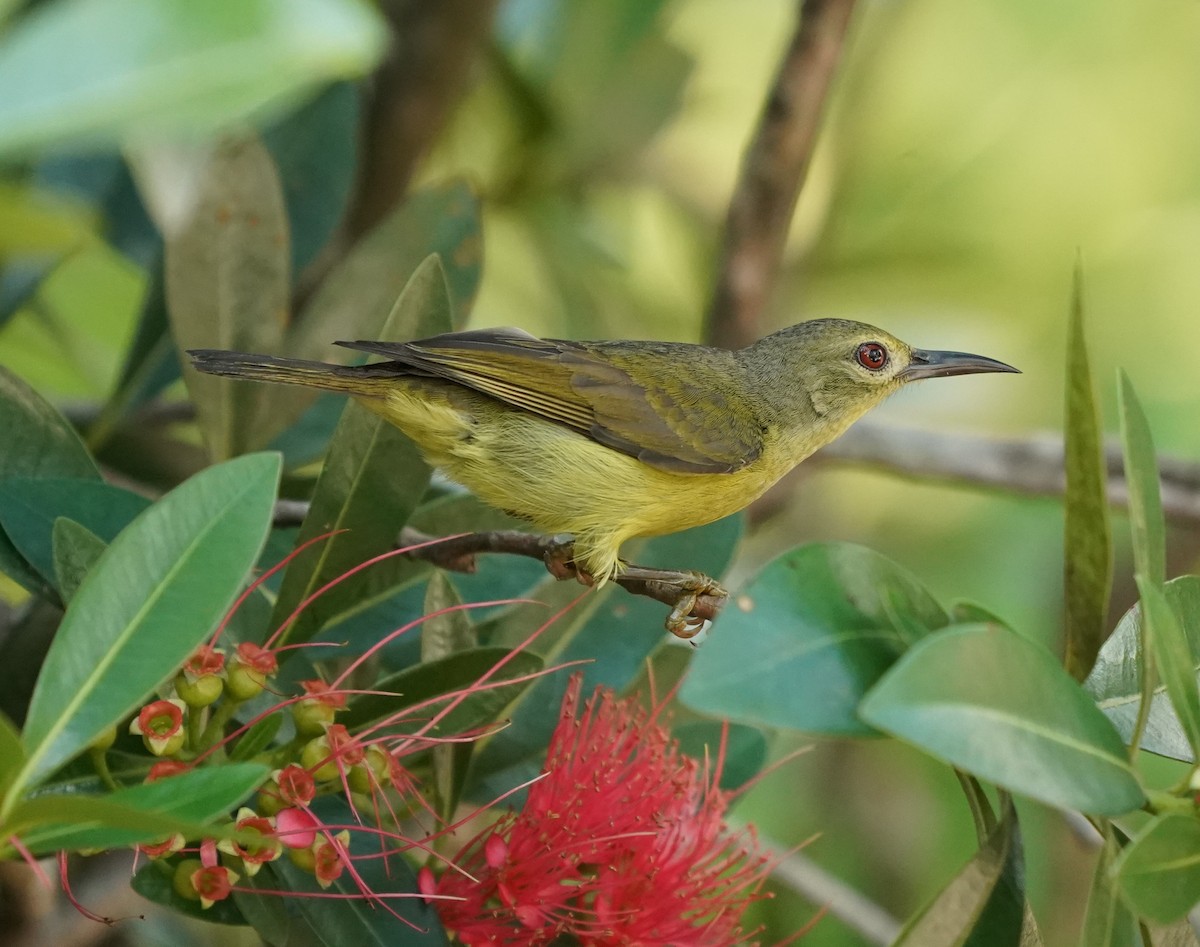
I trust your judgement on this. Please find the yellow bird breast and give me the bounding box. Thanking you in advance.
[363,383,785,581]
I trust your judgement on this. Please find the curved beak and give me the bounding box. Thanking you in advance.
[902,348,1020,381]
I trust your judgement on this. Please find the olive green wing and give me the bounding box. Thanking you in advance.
[336,329,763,474]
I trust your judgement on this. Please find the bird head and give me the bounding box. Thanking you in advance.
[742,318,1019,445]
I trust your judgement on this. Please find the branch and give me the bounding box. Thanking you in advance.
[396,528,728,626]
[705,0,859,349]
[759,835,900,946]
[812,422,1200,526]
[344,0,500,241]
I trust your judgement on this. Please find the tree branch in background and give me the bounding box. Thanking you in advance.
[344,0,500,241]
[812,424,1200,526]
[705,0,859,350]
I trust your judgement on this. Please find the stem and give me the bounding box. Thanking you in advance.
[954,770,996,844]
[89,749,119,792]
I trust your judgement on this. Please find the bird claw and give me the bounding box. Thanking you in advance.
[541,535,594,586]
[663,573,728,640]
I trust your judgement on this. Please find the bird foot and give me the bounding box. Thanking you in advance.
[541,535,595,586]
[616,565,729,639]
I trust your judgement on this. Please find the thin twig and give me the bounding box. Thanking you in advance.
[705,0,859,349]
[759,836,901,946]
[396,527,728,624]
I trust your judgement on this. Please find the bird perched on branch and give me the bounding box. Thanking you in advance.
[190,318,1017,635]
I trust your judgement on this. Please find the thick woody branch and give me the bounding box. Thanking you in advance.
[705,0,859,349]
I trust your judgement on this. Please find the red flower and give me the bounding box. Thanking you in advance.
[129,698,186,756]
[218,808,282,876]
[145,760,191,782]
[182,645,226,679]
[433,675,772,946]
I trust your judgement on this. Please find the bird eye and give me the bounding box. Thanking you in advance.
[856,342,888,371]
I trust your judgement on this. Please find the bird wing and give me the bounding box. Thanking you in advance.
[335,330,763,474]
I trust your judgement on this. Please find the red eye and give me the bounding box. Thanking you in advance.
[856,342,888,371]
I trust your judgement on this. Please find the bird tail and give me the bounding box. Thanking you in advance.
[188,349,393,396]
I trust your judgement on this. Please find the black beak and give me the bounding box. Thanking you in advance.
[901,348,1020,381]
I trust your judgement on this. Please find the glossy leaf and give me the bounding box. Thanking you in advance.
[1135,578,1200,760]
[894,802,1039,947]
[11,762,266,854]
[15,453,279,792]
[0,363,100,588]
[268,796,448,945]
[681,542,948,735]
[470,514,743,797]
[1114,813,1200,923]
[1085,576,1200,762]
[269,256,451,645]
[166,135,292,458]
[1119,372,1166,587]
[341,647,545,736]
[1062,266,1113,681]
[1079,827,1139,947]
[52,517,107,602]
[0,478,148,588]
[0,713,24,801]
[229,714,284,762]
[860,624,1145,815]
[0,0,386,158]
[421,571,475,661]
[672,721,767,792]
[421,572,475,816]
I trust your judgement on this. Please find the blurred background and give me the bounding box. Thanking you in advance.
[2,0,1199,943]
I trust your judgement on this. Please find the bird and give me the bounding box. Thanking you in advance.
[189,318,1018,634]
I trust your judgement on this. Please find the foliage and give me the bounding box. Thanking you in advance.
[4,1,1200,945]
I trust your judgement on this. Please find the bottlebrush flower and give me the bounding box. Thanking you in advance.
[432,674,772,946]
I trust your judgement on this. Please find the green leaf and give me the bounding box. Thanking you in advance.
[681,542,948,735]
[52,517,107,602]
[12,453,280,795]
[0,363,100,589]
[289,181,483,352]
[269,256,451,645]
[267,796,449,945]
[1119,372,1166,587]
[0,713,24,801]
[1079,826,1139,947]
[672,721,767,792]
[1135,578,1200,760]
[0,478,149,588]
[264,81,361,275]
[1114,813,1200,923]
[420,572,476,817]
[341,647,545,736]
[421,571,476,661]
[10,762,266,854]
[229,714,283,762]
[0,0,386,158]
[1063,265,1113,681]
[1085,576,1200,762]
[860,624,1145,815]
[893,802,1039,947]
[166,135,292,459]
[469,514,743,797]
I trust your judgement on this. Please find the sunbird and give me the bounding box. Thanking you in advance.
[190,319,1017,631]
